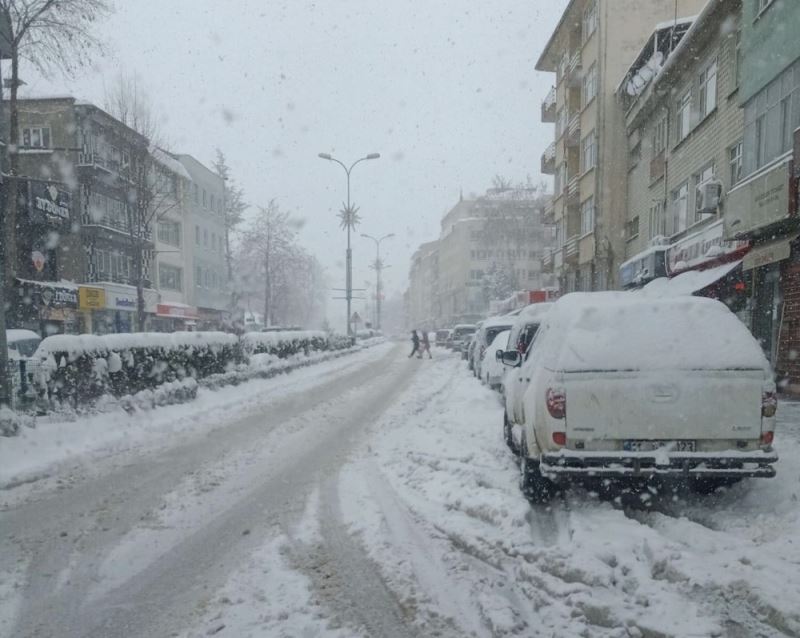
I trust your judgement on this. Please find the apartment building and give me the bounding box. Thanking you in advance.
[407,188,554,328]
[725,0,800,381]
[618,0,745,293]
[176,154,229,329]
[537,0,707,291]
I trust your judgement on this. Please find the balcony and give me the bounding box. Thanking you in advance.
[566,50,582,88]
[77,153,132,182]
[541,249,554,273]
[567,175,580,204]
[541,86,556,122]
[541,142,556,174]
[563,234,579,264]
[566,113,581,147]
[542,198,555,223]
[81,213,153,242]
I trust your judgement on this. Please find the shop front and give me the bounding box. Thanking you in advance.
[92,282,158,334]
[11,279,80,335]
[153,302,199,332]
[197,307,228,331]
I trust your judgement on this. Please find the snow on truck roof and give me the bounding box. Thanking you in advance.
[481,316,515,329]
[539,292,769,373]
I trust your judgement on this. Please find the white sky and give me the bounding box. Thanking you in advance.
[19,0,568,327]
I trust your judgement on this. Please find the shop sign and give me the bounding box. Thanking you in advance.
[113,296,137,309]
[742,236,797,270]
[26,282,78,308]
[29,181,71,222]
[78,286,106,310]
[156,303,198,319]
[725,160,791,237]
[667,220,749,276]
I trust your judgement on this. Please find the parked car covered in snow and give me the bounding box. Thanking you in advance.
[505,293,778,500]
[435,329,451,347]
[448,324,477,352]
[472,316,514,379]
[466,322,483,365]
[481,329,510,391]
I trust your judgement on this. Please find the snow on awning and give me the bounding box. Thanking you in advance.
[641,260,742,298]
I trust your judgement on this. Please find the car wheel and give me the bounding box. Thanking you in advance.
[503,411,517,454]
[518,434,554,503]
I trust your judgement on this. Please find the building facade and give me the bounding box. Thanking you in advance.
[725,0,800,384]
[406,241,439,331]
[176,154,229,329]
[537,0,707,292]
[618,0,745,292]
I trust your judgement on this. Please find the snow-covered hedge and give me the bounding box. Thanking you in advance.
[34,332,240,407]
[32,330,354,410]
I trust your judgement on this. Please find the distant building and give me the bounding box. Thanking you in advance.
[406,187,554,328]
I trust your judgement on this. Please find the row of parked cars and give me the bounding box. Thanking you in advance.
[446,292,779,501]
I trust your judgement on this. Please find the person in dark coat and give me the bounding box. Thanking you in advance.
[421,331,432,359]
[409,330,422,358]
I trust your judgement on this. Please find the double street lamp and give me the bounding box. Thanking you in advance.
[361,233,394,331]
[318,151,380,336]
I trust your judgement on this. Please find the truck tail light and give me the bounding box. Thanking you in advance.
[760,431,774,446]
[546,387,566,419]
[762,391,777,418]
[552,431,566,446]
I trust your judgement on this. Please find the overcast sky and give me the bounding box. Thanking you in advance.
[22,0,568,329]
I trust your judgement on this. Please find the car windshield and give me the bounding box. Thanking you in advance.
[2,2,798,636]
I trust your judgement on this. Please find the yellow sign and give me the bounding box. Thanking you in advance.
[79,286,106,310]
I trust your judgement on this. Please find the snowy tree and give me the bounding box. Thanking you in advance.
[104,73,181,331]
[482,262,517,303]
[212,149,247,283]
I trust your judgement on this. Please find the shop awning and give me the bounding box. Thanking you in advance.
[156,302,198,319]
[641,260,742,298]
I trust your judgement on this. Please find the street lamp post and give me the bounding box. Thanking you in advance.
[361,233,394,331]
[318,152,380,337]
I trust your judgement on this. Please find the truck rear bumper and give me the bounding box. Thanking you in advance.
[540,450,778,479]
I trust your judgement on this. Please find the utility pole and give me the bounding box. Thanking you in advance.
[361,233,394,331]
[0,27,14,408]
[318,152,380,336]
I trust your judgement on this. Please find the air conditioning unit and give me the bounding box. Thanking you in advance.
[696,181,723,215]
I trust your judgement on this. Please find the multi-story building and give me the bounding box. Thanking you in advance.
[407,240,439,330]
[9,97,159,334]
[536,0,707,291]
[618,0,746,294]
[725,0,800,382]
[408,187,554,328]
[176,154,229,329]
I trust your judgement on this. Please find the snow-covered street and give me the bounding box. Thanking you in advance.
[2,343,800,638]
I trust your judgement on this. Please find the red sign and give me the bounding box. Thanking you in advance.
[156,303,198,320]
[666,220,749,276]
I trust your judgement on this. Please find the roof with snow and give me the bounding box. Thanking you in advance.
[152,147,193,181]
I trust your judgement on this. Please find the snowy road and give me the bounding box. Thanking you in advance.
[2,344,800,637]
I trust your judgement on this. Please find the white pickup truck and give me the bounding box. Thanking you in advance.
[505,293,778,500]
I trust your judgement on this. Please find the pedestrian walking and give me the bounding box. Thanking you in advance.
[409,330,422,358]
[421,331,432,359]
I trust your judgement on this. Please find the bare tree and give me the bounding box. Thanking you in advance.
[104,73,181,331]
[212,149,247,282]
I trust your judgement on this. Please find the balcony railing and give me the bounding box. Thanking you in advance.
[541,86,556,123]
[566,50,582,88]
[564,234,579,262]
[566,113,581,146]
[541,142,556,174]
[567,175,580,203]
[81,214,153,241]
[78,153,132,180]
[541,249,554,272]
[543,198,555,222]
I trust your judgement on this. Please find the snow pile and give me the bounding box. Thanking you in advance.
[241,330,336,358]
[338,356,800,636]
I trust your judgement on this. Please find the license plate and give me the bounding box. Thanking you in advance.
[623,440,696,452]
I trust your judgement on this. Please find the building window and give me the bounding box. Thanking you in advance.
[698,60,717,119]
[652,116,667,155]
[555,107,565,139]
[733,30,741,88]
[626,216,640,240]
[580,197,595,235]
[21,127,51,148]
[210,194,215,211]
[583,63,597,106]
[556,162,568,194]
[193,183,199,203]
[203,228,208,247]
[676,90,691,142]
[195,225,200,245]
[211,233,216,251]
[755,114,766,169]
[649,200,665,239]
[671,181,689,235]
[582,0,597,41]
[202,189,208,208]
[157,221,181,247]
[693,163,716,221]
[730,140,743,186]
[196,265,203,287]
[581,130,596,173]
[780,96,793,153]
[205,269,210,287]
[158,263,183,292]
